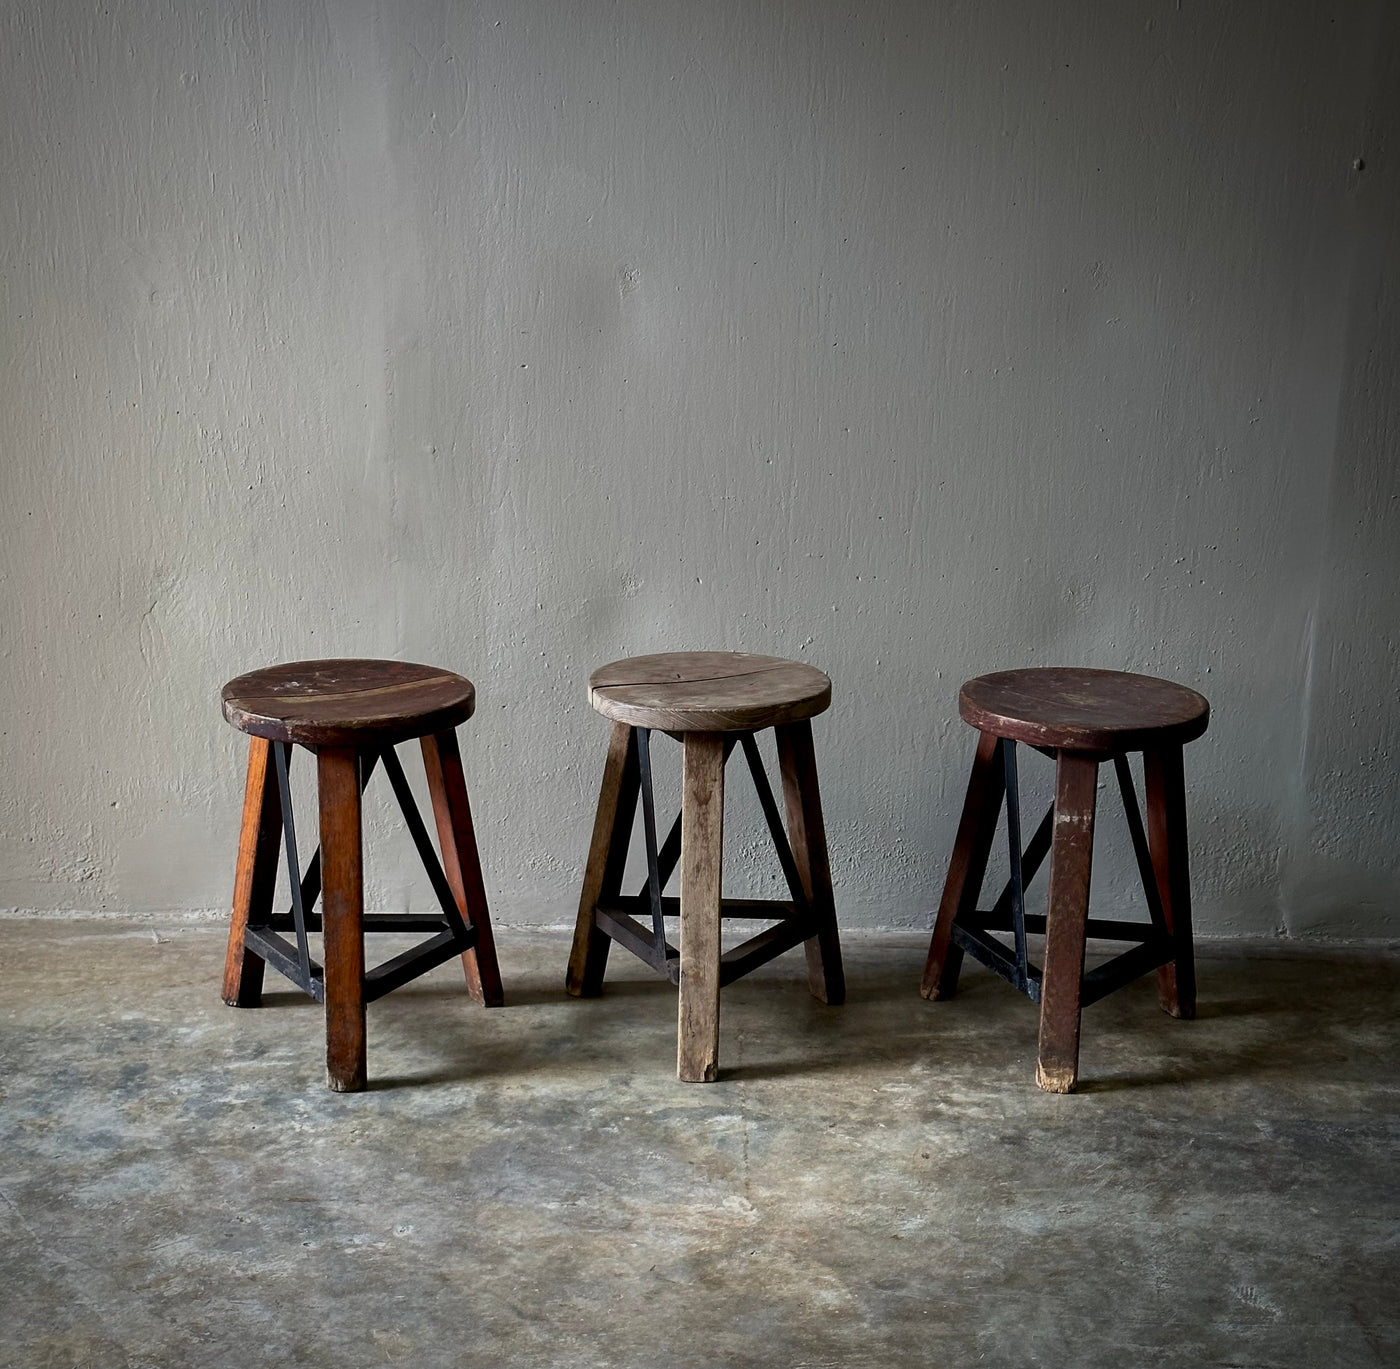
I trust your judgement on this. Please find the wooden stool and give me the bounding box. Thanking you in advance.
[220,659,503,1091]
[566,652,846,1082]
[920,667,1209,1093]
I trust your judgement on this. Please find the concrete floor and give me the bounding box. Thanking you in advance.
[0,921,1396,1368]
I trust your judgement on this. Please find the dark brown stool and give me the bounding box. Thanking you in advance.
[566,652,845,1082]
[220,659,503,1091]
[921,667,1209,1093]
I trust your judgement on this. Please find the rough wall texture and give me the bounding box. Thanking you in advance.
[1,1,1395,935]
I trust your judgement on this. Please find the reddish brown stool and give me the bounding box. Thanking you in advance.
[220,659,503,1091]
[567,652,845,1082]
[921,667,1209,1093]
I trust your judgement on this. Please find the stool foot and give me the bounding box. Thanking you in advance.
[776,721,845,1006]
[921,730,1005,1001]
[1035,1060,1078,1094]
[319,747,366,1093]
[222,737,281,1009]
[567,722,639,997]
[1145,744,1197,1020]
[423,729,504,1007]
[678,732,724,1083]
[1035,750,1097,1094]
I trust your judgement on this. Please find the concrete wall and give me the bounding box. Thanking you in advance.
[2,0,1395,937]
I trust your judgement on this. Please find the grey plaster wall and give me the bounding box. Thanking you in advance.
[2,1,1395,936]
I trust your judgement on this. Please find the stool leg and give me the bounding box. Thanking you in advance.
[319,746,366,1092]
[921,731,1005,1001]
[423,729,504,1007]
[775,720,845,1006]
[222,736,282,1008]
[1036,750,1098,1094]
[678,731,725,1083]
[1144,744,1196,1020]
[566,722,640,997]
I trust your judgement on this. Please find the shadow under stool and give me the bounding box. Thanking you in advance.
[220,658,503,1091]
[566,651,845,1082]
[921,666,1209,1093]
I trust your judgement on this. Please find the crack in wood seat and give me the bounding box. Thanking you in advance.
[589,651,832,733]
[570,651,844,1082]
[220,658,501,1092]
[923,666,1209,1094]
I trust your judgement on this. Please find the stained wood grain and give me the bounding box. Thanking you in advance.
[921,729,1005,1001]
[222,736,282,1008]
[1145,744,1197,1019]
[422,729,504,1007]
[590,651,830,733]
[566,722,640,997]
[677,732,725,1082]
[1035,751,1099,1094]
[319,746,366,1092]
[223,659,475,747]
[775,719,845,1006]
[960,668,1208,754]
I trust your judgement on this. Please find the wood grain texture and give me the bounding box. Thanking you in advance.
[422,728,504,1007]
[678,732,725,1082]
[223,658,475,747]
[318,746,366,1092]
[960,667,1209,754]
[921,730,1005,1001]
[566,722,640,996]
[1145,744,1197,1019]
[1036,751,1099,1094]
[589,651,830,733]
[222,736,282,1007]
[775,720,845,1005]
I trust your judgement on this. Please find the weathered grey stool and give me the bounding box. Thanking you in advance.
[220,658,503,1091]
[566,651,845,1082]
[921,667,1209,1093]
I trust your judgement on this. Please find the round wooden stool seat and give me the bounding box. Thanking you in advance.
[960,667,1209,753]
[222,658,476,747]
[589,651,831,733]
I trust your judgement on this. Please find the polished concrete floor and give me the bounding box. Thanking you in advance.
[0,919,1396,1368]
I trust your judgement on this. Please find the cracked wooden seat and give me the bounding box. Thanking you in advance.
[569,651,845,1082]
[588,651,832,733]
[220,658,502,1091]
[922,667,1209,1094]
